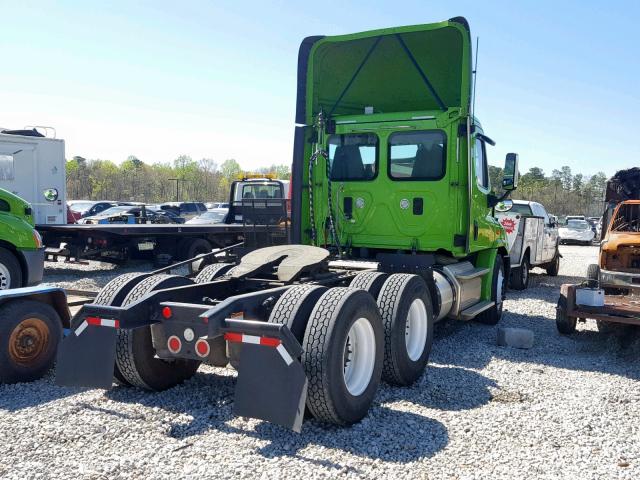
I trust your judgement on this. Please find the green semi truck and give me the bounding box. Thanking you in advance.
[46,18,520,431]
[0,187,45,289]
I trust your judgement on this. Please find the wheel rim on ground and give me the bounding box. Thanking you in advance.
[404,298,428,361]
[8,318,49,365]
[342,317,376,396]
[0,263,10,290]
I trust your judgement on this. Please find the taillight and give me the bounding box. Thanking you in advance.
[167,335,182,354]
[195,339,210,358]
[162,306,172,319]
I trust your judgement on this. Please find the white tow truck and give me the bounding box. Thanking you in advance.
[495,200,560,289]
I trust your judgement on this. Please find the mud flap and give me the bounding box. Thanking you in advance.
[233,342,307,432]
[55,325,117,389]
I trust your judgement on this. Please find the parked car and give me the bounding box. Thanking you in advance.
[587,216,602,240]
[79,205,183,224]
[206,202,229,209]
[558,219,595,245]
[68,200,130,218]
[186,208,228,225]
[495,199,560,289]
[159,202,207,221]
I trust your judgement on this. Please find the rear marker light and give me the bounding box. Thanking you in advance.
[162,307,172,319]
[195,339,210,358]
[183,328,195,342]
[167,335,182,354]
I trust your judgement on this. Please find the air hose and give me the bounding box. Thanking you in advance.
[308,111,341,256]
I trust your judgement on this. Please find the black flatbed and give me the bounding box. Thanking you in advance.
[37,223,280,236]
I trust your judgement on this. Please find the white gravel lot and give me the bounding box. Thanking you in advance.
[1,245,638,479]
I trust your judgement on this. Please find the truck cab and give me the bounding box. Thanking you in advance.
[292,18,519,322]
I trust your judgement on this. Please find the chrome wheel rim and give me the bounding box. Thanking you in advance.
[497,268,505,306]
[405,298,428,361]
[0,263,10,289]
[342,317,376,396]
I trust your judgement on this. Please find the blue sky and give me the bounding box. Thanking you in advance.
[1,0,638,177]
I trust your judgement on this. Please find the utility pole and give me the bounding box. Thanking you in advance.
[168,178,191,202]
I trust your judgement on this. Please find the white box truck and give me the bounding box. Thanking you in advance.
[0,128,66,224]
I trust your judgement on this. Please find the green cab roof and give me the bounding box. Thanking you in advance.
[296,17,472,125]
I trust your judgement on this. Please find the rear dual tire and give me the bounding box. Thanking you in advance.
[115,275,201,391]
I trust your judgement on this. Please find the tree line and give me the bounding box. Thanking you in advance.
[489,165,608,218]
[66,155,291,203]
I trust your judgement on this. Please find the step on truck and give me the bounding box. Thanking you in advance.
[54,18,519,431]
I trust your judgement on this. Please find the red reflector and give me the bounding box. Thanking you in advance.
[86,317,101,326]
[260,337,281,347]
[162,307,172,319]
[224,332,242,343]
[195,339,210,358]
[167,335,181,354]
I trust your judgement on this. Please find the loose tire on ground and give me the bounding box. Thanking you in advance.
[302,287,383,425]
[546,251,560,277]
[377,274,434,386]
[268,284,328,342]
[510,254,529,290]
[93,272,151,385]
[116,274,200,390]
[0,247,23,289]
[477,255,507,325]
[349,272,389,300]
[0,299,63,383]
[194,263,235,283]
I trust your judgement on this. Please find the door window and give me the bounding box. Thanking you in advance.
[388,130,446,180]
[328,133,378,181]
[474,138,488,190]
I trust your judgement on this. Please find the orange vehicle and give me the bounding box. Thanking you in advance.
[587,169,640,291]
[557,168,640,335]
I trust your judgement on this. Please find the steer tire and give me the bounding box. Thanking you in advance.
[0,300,62,383]
[268,285,328,343]
[350,272,389,300]
[93,272,151,385]
[546,252,560,277]
[377,274,434,386]
[0,248,23,289]
[115,274,201,391]
[510,256,529,291]
[303,287,383,425]
[477,255,506,325]
[194,263,235,283]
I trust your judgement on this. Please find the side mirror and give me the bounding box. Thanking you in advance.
[495,199,513,212]
[502,153,519,191]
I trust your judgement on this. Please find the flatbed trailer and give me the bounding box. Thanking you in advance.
[556,283,640,334]
[38,222,287,263]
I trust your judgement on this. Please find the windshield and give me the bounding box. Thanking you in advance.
[612,203,640,232]
[565,220,589,230]
[198,211,226,222]
[68,201,95,212]
[509,203,533,216]
[241,183,282,199]
[97,206,131,216]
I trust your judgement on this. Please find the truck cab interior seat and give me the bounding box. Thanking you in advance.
[411,144,443,178]
[331,145,365,180]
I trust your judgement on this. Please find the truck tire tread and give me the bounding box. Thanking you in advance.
[115,274,200,390]
[194,263,234,283]
[350,272,389,299]
[303,287,383,425]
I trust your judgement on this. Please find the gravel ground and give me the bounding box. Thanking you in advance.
[1,245,638,479]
